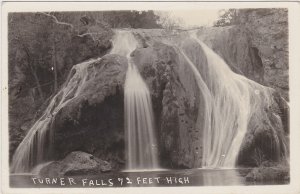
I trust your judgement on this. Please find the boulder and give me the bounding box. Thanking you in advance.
[40,151,112,176]
[245,161,289,182]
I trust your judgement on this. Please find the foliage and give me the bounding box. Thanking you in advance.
[101,10,162,29]
[252,148,266,166]
[213,9,238,27]
[155,11,184,30]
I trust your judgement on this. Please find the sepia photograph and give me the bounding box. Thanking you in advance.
[1,1,300,194]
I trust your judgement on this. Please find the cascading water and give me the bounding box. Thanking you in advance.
[111,31,158,170]
[11,59,98,173]
[177,32,286,168]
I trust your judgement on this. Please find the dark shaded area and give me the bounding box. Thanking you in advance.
[52,86,125,169]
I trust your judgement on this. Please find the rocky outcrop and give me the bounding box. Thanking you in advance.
[238,9,289,100]
[40,151,111,176]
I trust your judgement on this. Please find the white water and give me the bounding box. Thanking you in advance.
[111,31,159,169]
[178,32,281,168]
[11,59,98,173]
[31,161,53,175]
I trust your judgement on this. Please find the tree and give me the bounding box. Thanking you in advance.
[155,11,184,30]
[9,13,49,101]
[100,10,162,29]
[213,9,238,27]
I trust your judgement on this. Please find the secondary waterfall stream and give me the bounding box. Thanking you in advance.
[177,32,285,168]
[111,31,159,170]
[11,58,98,173]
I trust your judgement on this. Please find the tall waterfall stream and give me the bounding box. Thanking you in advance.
[111,31,159,170]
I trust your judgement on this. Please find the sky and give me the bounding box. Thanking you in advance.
[162,10,222,28]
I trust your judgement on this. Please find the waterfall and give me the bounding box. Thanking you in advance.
[11,59,97,173]
[11,28,286,173]
[111,31,158,169]
[178,32,282,168]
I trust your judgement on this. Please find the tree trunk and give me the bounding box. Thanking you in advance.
[30,60,45,101]
[23,46,45,101]
[52,40,58,93]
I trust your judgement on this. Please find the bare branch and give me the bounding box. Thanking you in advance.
[77,31,104,42]
[37,12,74,29]
[77,32,102,37]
